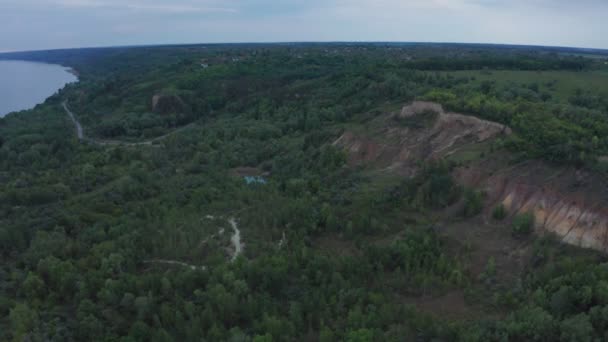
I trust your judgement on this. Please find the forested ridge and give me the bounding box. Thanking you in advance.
[2,43,608,341]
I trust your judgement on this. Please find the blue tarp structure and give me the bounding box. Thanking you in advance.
[244,176,267,185]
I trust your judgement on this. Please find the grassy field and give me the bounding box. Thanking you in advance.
[447,69,608,99]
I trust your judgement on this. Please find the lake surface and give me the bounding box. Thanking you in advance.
[0,60,78,117]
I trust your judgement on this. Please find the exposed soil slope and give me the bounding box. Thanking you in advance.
[335,101,608,252]
[456,159,608,252]
[334,101,510,176]
[152,94,187,114]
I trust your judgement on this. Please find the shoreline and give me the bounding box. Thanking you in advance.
[0,60,79,117]
[66,67,80,78]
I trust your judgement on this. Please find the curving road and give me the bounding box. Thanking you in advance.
[62,101,196,146]
[63,101,84,140]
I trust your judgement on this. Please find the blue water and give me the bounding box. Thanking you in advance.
[0,60,77,117]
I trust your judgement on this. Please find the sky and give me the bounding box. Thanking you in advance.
[1,0,607,52]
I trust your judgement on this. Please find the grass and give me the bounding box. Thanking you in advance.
[446,70,608,100]
[359,169,404,192]
[445,140,495,164]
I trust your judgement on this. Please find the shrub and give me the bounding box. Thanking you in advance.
[493,204,507,220]
[463,189,483,217]
[512,212,535,236]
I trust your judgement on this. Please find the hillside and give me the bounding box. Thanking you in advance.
[336,101,608,253]
[2,43,608,341]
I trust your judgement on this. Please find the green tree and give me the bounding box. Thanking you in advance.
[22,272,45,300]
[346,328,375,342]
[319,326,335,342]
[9,303,39,341]
[559,313,593,342]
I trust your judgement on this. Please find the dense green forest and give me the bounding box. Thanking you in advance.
[2,43,608,341]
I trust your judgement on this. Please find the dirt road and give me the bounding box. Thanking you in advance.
[62,101,195,146]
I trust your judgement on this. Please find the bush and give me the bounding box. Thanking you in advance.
[493,204,507,220]
[512,212,535,236]
[463,189,483,217]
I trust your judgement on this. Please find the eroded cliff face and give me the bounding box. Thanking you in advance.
[152,93,186,114]
[455,161,608,252]
[333,101,510,176]
[335,101,608,252]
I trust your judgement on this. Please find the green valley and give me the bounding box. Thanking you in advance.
[2,43,608,341]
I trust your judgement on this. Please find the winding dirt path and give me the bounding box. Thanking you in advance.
[229,218,244,261]
[204,215,245,261]
[143,216,244,272]
[64,101,84,140]
[62,101,196,146]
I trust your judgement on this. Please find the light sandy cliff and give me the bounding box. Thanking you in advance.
[456,160,608,252]
[335,101,608,252]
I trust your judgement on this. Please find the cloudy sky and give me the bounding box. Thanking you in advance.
[1,0,607,52]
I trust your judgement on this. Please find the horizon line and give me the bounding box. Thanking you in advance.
[2,40,608,55]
